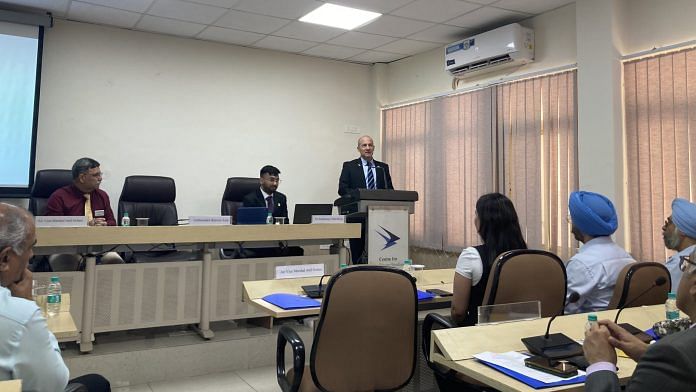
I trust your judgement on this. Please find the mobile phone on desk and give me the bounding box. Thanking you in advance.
[618,323,653,343]
[426,288,452,297]
[524,355,578,378]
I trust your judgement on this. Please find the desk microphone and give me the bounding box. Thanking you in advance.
[521,292,583,359]
[613,276,667,323]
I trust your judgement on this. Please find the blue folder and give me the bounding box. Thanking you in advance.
[476,357,586,389]
[417,290,436,301]
[262,293,321,310]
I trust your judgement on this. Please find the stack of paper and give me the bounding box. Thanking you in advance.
[474,351,586,389]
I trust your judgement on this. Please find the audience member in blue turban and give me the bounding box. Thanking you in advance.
[663,198,696,286]
[565,191,635,314]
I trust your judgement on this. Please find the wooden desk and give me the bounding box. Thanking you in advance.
[34,224,360,351]
[0,380,21,392]
[243,268,456,325]
[45,293,79,341]
[430,305,663,392]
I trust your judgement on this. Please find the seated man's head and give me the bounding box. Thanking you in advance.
[568,191,618,243]
[664,198,696,251]
[72,157,102,193]
[0,203,35,288]
[259,165,281,194]
[677,247,696,318]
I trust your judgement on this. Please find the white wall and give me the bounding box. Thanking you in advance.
[617,0,696,55]
[36,20,377,218]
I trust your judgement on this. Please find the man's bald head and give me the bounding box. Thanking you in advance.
[357,135,375,161]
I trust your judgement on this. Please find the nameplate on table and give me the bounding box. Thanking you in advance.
[275,263,325,279]
[35,216,88,227]
[311,215,345,224]
[188,216,231,226]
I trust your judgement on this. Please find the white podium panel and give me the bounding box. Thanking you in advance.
[367,206,409,266]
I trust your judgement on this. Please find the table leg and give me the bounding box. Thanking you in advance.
[79,255,96,352]
[193,246,214,339]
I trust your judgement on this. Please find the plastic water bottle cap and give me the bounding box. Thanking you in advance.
[668,292,676,299]
[50,276,60,283]
[123,212,129,217]
[339,263,348,269]
[587,313,597,322]
[404,259,413,265]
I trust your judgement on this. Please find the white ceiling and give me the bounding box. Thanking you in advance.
[0,0,574,64]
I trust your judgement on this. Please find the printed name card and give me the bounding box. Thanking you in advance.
[188,216,231,226]
[35,216,88,227]
[311,215,345,224]
[275,263,325,279]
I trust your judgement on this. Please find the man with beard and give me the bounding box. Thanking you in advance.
[662,198,696,287]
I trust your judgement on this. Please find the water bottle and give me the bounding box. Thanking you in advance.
[585,313,598,332]
[121,212,130,227]
[666,292,679,320]
[266,212,273,224]
[403,259,413,275]
[47,276,62,317]
[339,263,348,269]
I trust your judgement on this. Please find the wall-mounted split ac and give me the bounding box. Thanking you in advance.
[445,23,534,78]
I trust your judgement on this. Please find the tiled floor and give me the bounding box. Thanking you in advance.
[113,365,278,392]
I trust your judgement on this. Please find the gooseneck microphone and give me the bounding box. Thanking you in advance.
[614,276,667,323]
[375,166,388,190]
[521,292,584,359]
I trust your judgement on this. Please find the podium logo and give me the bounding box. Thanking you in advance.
[376,226,400,250]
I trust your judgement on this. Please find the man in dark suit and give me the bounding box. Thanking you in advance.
[338,135,394,196]
[583,249,696,391]
[243,165,288,220]
[338,136,394,264]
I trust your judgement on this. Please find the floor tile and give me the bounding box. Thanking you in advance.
[236,365,278,392]
[148,371,255,392]
[112,384,153,392]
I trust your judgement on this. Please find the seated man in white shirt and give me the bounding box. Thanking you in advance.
[0,203,110,391]
[565,191,635,314]
[662,198,696,287]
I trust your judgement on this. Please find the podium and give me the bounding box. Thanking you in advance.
[334,189,418,265]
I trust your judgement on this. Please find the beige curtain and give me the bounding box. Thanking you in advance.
[496,70,578,260]
[624,49,696,262]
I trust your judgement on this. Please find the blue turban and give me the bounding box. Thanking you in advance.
[569,191,618,237]
[672,198,696,238]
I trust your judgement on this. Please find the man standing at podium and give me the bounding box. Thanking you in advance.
[338,135,394,264]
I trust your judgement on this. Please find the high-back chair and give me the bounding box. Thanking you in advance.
[608,262,671,309]
[221,177,259,223]
[482,249,567,318]
[29,169,73,215]
[118,175,178,226]
[277,266,417,392]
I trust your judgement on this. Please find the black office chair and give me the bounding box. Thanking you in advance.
[118,175,194,262]
[221,177,259,223]
[28,169,73,272]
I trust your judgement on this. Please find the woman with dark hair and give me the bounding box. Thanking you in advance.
[451,193,527,326]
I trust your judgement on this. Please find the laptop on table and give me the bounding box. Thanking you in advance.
[293,204,333,224]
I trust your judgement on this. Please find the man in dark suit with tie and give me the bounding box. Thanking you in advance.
[338,136,394,264]
[582,248,696,391]
[243,165,288,220]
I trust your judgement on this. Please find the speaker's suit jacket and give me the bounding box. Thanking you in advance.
[338,158,394,196]
[585,326,696,391]
[242,188,288,218]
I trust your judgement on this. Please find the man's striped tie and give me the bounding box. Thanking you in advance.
[366,162,376,189]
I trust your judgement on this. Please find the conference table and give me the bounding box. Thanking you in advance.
[34,223,360,352]
[0,380,20,392]
[430,304,664,391]
[242,268,456,326]
[45,293,79,342]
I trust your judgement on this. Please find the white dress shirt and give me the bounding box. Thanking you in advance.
[454,247,484,286]
[565,236,635,314]
[665,244,695,289]
[0,286,69,391]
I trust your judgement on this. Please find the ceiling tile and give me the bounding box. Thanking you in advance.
[375,38,441,55]
[493,0,574,14]
[327,31,396,49]
[391,0,480,23]
[147,0,227,24]
[0,0,70,16]
[252,35,316,53]
[407,24,472,43]
[196,26,264,45]
[272,21,344,42]
[187,0,241,7]
[136,14,206,37]
[356,15,434,38]
[446,6,528,28]
[79,0,154,13]
[348,50,405,63]
[234,0,322,19]
[302,44,365,59]
[214,9,290,34]
[329,0,414,13]
[67,1,141,28]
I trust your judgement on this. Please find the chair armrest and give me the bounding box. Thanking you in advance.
[422,313,455,368]
[277,325,305,392]
[64,383,88,392]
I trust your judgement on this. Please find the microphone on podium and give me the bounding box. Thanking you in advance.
[375,166,388,190]
[521,292,584,359]
[613,276,667,343]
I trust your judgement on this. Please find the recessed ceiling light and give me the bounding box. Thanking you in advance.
[299,3,381,30]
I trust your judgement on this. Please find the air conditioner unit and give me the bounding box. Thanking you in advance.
[445,23,534,78]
